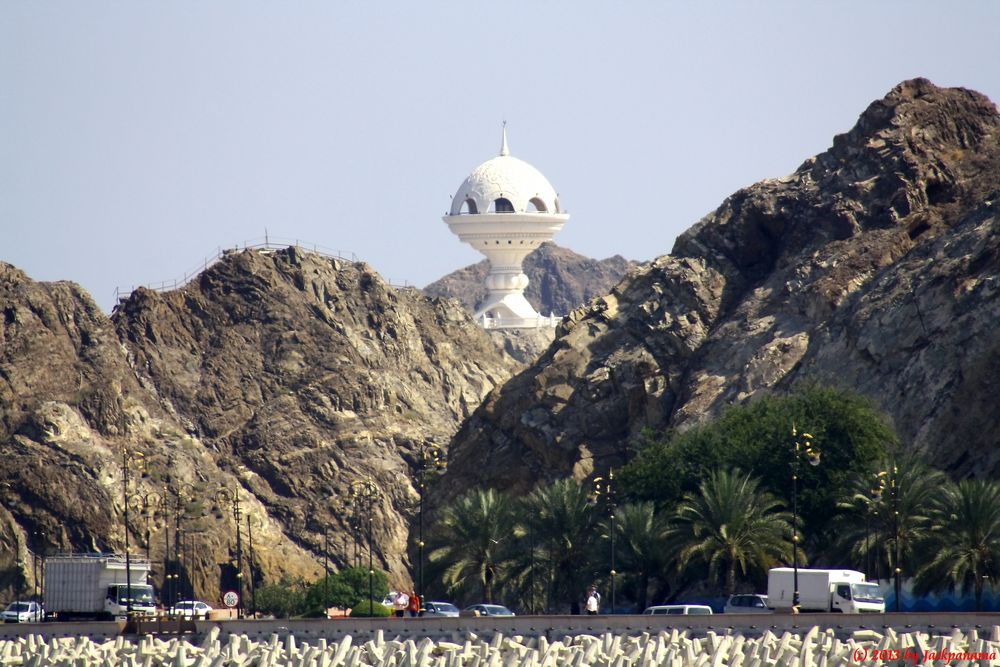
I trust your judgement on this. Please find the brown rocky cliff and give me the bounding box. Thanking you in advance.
[443,79,1000,495]
[0,247,521,600]
[113,247,520,590]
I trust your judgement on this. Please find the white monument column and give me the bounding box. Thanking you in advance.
[443,126,570,328]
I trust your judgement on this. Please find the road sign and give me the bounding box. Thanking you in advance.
[223,591,239,608]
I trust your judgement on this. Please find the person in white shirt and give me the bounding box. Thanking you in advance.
[393,591,409,617]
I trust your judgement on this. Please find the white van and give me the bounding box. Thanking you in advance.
[642,604,713,615]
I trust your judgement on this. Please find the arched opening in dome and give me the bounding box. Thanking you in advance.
[460,198,478,214]
[554,197,561,213]
[492,197,515,213]
[527,197,547,212]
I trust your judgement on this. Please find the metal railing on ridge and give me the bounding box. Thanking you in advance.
[113,236,413,304]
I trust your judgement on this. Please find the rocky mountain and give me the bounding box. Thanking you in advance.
[443,79,1000,495]
[3,77,997,605]
[0,247,522,600]
[423,243,637,318]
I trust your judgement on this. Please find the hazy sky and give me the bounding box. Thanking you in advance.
[3,2,998,313]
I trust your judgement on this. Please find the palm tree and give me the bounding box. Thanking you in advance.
[914,479,1000,611]
[606,501,671,610]
[831,456,947,581]
[426,488,519,603]
[521,478,599,613]
[669,468,797,593]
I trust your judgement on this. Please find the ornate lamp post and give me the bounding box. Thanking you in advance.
[867,472,887,580]
[890,464,901,612]
[591,469,618,613]
[246,515,260,618]
[416,442,446,608]
[30,529,45,615]
[121,446,148,616]
[215,488,244,619]
[790,426,820,613]
[350,478,380,613]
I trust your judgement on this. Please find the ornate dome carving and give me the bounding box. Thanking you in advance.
[448,130,562,217]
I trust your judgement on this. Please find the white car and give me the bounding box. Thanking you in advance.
[2,601,43,623]
[170,600,213,620]
[642,604,713,615]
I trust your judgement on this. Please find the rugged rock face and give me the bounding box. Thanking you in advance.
[423,242,637,318]
[443,79,1000,495]
[0,248,522,600]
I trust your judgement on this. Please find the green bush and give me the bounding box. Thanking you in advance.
[254,577,306,618]
[349,600,392,617]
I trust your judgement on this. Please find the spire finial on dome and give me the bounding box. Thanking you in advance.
[500,121,510,157]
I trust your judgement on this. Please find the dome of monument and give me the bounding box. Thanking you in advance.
[449,128,563,217]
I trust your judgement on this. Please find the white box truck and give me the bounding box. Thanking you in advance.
[767,568,885,613]
[44,554,157,620]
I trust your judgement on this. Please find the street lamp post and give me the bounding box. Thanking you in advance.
[790,425,820,613]
[216,488,244,619]
[246,515,259,618]
[591,469,618,613]
[868,473,886,581]
[350,479,380,613]
[891,464,901,612]
[121,447,147,616]
[416,442,445,609]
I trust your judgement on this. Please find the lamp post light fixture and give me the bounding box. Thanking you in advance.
[350,478,380,613]
[246,515,261,618]
[416,442,446,608]
[120,446,148,616]
[790,425,820,614]
[868,472,887,581]
[128,491,162,560]
[890,464,901,612]
[591,469,618,614]
[215,488,244,619]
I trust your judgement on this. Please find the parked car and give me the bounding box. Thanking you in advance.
[463,603,515,616]
[642,604,712,615]
[170,600,214,620]
[422,601,460,617]
[2,601,43,623]
[724,594,771,614]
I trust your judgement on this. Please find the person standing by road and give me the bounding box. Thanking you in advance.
[393,591,409,618]
[408,591,421,617]
[585,586,600,615]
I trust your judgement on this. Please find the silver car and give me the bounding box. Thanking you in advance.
[723,594,771,614]
[463,603,515,616]
[422,601,460,617]
[2,601,43,623]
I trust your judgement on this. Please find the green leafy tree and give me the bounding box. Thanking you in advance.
[427,488,519,604]
[669,469,798,593]
[915,479,1000,611]
[619,387,892,548]
[302,566,389,616]
[254,577,307,618]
